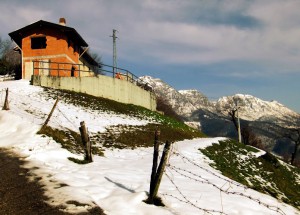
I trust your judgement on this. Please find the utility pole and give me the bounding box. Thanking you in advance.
[236,100,242,143]
[110,29,118,76]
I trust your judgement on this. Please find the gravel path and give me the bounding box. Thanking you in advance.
[0,148,105,215]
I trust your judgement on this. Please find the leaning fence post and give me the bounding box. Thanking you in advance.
[79,121,93,162]
[148,140,171,204]
[149,129,160,200]
[41,97,59,130]
[2,88,9,110]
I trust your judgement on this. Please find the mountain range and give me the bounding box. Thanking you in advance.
[140,76,300,160]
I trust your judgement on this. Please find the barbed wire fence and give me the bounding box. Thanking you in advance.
[0,87,90,158]
[1,87,289,215]
[164,171,228,215]
[1,87,79,129]
[151,135,286,215]
[165,163,285,215]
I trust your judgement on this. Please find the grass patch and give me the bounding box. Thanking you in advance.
[37,126,104,156]
[91,123,205,149]
[67,157,91,164]
[42,87,199,128]
[200,140,300,209]
[41,87,205,150]
[43,88,158,119]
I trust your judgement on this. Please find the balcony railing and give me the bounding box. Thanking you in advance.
[32,60,153,92]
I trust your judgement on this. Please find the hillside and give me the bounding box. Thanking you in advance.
[201,140,300,209]
[0,80,299,214]
[140,76,300,162]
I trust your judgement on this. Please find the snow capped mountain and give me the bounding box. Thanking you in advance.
[215,94,300,122]
[140,76,198,117]
[141,76,299,124]
[140,76,300,156]
[178,89,211,109]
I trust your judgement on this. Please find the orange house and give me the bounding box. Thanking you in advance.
[9,18,98,80]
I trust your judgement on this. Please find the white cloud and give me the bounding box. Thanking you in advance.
[2,0,300,75]
[0,2,51,34]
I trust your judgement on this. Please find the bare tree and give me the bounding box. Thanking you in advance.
[156,96,183,122]
[0,38,21,76]
[87,49,104,75]
[241,126,262,148]
[228,105,243,143]
[88,51,102,65]
[285,128,300,166]
[228,108,239,132]
[228,103,262,147]
[0,37,13,58]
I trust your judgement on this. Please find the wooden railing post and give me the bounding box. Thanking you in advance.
[2,88,9,110]
[41,97,59,130]
[151,141,171,201]
[79,121,93,162]
[149,129,160,200]
[148,129,171,205]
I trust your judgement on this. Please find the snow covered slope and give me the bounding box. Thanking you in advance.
[1,80,299,214]
[0,111,299,214]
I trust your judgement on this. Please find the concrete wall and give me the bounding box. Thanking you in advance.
[32,75,157,111]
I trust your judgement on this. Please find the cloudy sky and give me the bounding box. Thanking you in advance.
[1,0,300,112]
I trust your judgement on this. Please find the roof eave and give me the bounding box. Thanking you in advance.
[8,20,88,48]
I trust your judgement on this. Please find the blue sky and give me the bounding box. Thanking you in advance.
[1,0,300,113]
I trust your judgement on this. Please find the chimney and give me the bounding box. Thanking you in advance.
[59,18,66,26]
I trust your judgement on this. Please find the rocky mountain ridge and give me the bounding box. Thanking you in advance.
[140,76,300,158]
[215,94,299,123]
[141,76,299,122]
[141,76,199,117]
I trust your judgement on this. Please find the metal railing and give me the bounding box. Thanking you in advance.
[33,60,86,77]
[32,60,153,92]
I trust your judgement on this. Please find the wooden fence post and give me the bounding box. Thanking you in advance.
[2,88,9,110]
[148,136,171,204]
[41,97,59,129]
[79,121,93,162]
[149,129,160,200]
[151,141,171,200]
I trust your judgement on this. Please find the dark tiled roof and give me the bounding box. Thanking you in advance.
[8,20,88,48]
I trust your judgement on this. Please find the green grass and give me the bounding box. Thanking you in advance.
[43,88,160,120]
[91,123,204,149]
[37,126,105,157]
[67,157,92,164]
[200,140,300,209]
[40,88,205,150]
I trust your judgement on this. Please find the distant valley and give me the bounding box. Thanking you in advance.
[141,76,300,163]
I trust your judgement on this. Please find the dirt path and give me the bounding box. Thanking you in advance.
[0,148,105,215]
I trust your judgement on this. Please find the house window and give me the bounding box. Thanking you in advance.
[31,36,47,49]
